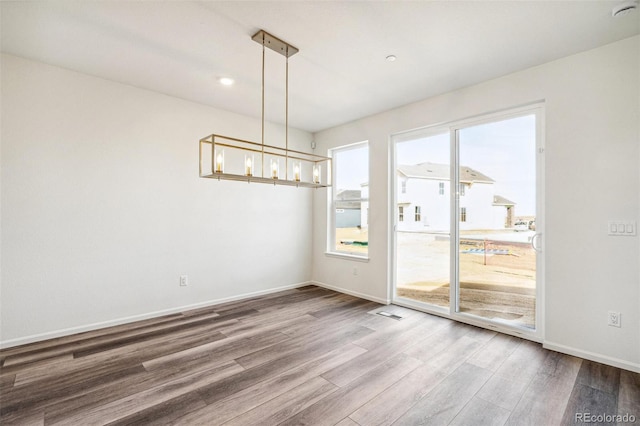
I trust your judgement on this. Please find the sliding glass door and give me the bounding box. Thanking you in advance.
[393,106,543,336]
[455,114,538,330]
[395,131,451,310]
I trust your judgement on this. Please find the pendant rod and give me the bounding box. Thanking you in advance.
[261,40,265,177]
[285,54,289,179]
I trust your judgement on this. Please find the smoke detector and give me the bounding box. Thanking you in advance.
[612,0,637,17]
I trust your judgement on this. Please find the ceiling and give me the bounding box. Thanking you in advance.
[2,1,639,133]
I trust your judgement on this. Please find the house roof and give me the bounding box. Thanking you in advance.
[493,195,516,206]
[398,162,494,184]
[335,189,362,209]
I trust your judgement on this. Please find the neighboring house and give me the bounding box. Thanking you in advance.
[335,189,362,228]
[395,162,515,232]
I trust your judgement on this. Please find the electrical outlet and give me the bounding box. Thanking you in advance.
[180,275,188,287]
[607,311,621,328]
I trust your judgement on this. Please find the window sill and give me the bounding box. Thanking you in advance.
[324,252,370,262]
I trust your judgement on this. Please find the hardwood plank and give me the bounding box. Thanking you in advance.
[2,312,226,367]
[575,359,621,396]
[196,324,373,406]
[10,354,76,386]
[11,321,231,398]
[0,371,16,393]
[234,316,373,370]
[47,360,243,425]
[173,343,367,425]
[1,354,74,379]
[338,418,361,426]
[41,356,234,424]
[560,383,618,425]
[449,396,511,426]
[0,408,44,426]
[72,314,246,358]
[349,309,442,351]
[1,364,147,419]
[476,374,531,411]
[215,288,333,315]
[2,287,635,426]
[506,368,578,425]
[322,318,438,387]
[463,326,498,343]
[402,321,472,362]
[392,362,493,426]
[0,313,184,361]
[142,329,290,372]
[105,392,208,426]
[618,370,640,419]
[279,353,422,426]
[422,335,484,374]
[537,350,583,379]
[218,312,318,338]
[492,340,547,382]
[349,361,449,426]
[467,333,522,372]
[223,376,337,426]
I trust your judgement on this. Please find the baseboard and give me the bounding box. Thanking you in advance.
[543,340,640,373]
[0,281,312,349]
[311,280,390,305]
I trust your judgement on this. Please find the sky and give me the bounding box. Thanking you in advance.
[396,114,537,216]
[337,114,537,216]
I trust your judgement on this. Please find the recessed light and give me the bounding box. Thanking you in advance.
[218,77,235,86]
[386,55,397,62]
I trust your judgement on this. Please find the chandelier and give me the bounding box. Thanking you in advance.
[199,30,332,188]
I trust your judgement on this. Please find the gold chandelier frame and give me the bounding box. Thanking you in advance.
[199,30,332,188]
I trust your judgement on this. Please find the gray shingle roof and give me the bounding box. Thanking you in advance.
[335,189,362,209]
[398,162,494,183]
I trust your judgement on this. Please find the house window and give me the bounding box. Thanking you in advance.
[401,180,407,194]
[399,206,404,222]
[459,183,466,196]
[461,207,467,222]
[329,142,369,257]
[415,206,421,222]
[439,182,444,195]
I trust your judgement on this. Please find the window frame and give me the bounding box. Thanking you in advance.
[399,206,404,222]
[415,205,421,222]
[327,141,370,260]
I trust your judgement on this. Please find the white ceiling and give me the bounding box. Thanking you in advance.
[2,1,639,133]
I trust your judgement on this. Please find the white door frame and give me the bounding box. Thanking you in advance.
[390,103,545,342]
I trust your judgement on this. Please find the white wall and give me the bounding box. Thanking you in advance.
[0,54,315,346]
[312,36,640,371]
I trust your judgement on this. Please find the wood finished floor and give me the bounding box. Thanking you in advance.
[1,286,638,425]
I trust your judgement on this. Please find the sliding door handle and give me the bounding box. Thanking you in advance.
[531,233,542,253]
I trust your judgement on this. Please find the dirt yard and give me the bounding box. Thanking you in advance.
[335,227,369,255]
[335,228,537,329]
[397,231,536,329]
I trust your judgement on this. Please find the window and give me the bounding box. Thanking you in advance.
[399,206,404,222]
[460,207,467,222]
[439,182,444,195]
[401,180,407,194]
[329,142,369,257]
[459,183,466,196]
[415,206,421,222]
